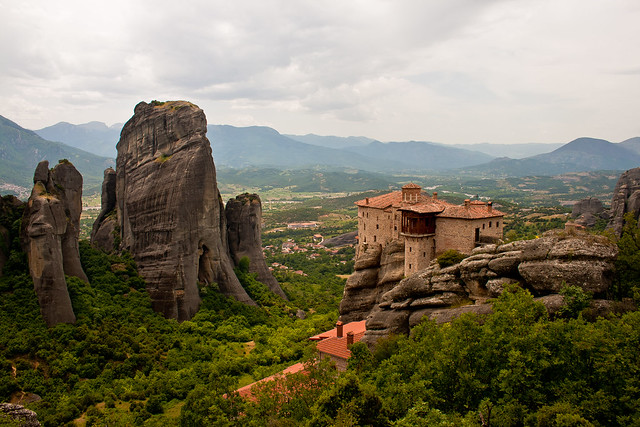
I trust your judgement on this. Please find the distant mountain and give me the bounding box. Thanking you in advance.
[35,121,122,158]
[345,140,495,171]
[450,142,564,159]
[285,134,376,149]
[0,115,114,195]
[207,125,408,171]
[619,137,640,155]
[462,137,640,177]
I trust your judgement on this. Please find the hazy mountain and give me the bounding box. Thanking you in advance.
[285,134,377,149]
[207,125,408,171]
[462,137,640,177]
[450,142,564,159]
[345,140,495,170]
[0,115,114,195]
[35,121,122,158]
[619,137,640,155]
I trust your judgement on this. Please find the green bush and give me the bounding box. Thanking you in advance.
[436,249,466,268]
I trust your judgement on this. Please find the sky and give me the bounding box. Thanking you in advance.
[1,0,639,145]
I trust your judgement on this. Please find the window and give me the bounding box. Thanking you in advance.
[497,221,500,227]
[482,224,485,229]
[409,247,412,252]
[409,264,412,270]
[394,226,397,231]
[489,221,492,228]
[363,236,367,243]
[376,224,379,229]
[423,252,426,257]
[374,235,377,242]
[363,224,366,231]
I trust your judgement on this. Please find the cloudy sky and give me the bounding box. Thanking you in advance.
[1,0,639,144]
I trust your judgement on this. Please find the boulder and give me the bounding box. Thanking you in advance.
[609,167,640,235]
[115,101,254,320]
[518,259,613,295]
[226,193,286,299]
[378,239,405,284]
[21,160,88,327]
[0,403,40,426]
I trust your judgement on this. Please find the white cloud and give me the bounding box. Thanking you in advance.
[1,0,639,143]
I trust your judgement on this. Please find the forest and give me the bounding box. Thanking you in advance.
[1,193,640,426]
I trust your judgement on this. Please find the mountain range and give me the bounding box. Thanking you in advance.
[0,116,114,195]
[2,114,640,197]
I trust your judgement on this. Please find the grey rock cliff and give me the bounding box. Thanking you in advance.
[225,193,287,299]
[571,197,608,227]
[21,160,88,327]
[609,167,640,235]
[90,167,117,252]
[345,230,618,347]
[115,101,254,320]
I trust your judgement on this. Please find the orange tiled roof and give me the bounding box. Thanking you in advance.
[356,191,504,219]
[316,331,366,360]
[309,320,367,341]
[438,204,504,219]
[402,182,422,189]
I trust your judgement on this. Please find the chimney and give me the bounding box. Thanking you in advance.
[365,197,369,205]
[336,321,344,338]
[487,201,493,213]
[432,192,438,200]
[464,199,470,209]
[347,331,354,345]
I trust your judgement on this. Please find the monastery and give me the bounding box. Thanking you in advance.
[356,183,504,276]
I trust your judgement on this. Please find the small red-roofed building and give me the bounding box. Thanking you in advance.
[312,320,367,371]
[356,183,504,275]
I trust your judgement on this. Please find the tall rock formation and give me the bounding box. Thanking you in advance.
[609,167,640,235]
[90,167,117,252]
[114,101,254,320]
[571,197,609,228]
[21,160,88,326]
[225,193,288,300]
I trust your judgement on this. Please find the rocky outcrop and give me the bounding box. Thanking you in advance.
[226,193,287,300]
[609,167,640,235]
[339,241,404,322]
[114,101,254,320]
[90,167,117,252]
[358,230,618,346]
[0,403,40,426]
[21,160,89,327]
[571,197,609,227]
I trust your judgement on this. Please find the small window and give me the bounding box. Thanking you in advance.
[482,224,485,229]
[394,226,397,231]
[376,224,379,230]
[409,247,412,252]
[409,263,412,270]
[363,224,366,231]
[497,221,500,227]
[489,221,492,228]
[374,235,377,242]
[423,252,426,257]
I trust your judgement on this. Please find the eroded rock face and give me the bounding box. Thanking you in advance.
[571,197,608,227]
[357,230,618,346]
[115,101,254,320]
[340,241,404,323]
[609,167,640,235]
[21,160,88,327]
[226,193,287,300]
[90,167,117,252]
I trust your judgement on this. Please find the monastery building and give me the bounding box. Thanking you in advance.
[356,183,504,276]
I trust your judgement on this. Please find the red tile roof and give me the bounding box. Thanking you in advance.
[356,191,504,219]
[309,320,367,341]
[402,182,422,189]
[316,331,366,360]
